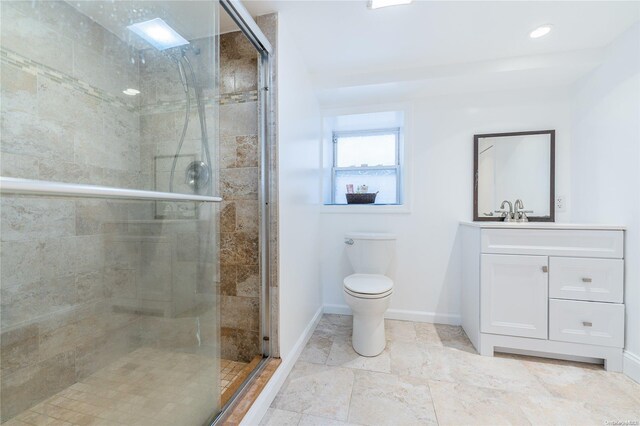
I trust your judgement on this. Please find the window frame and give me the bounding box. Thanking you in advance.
[331,127,402,205]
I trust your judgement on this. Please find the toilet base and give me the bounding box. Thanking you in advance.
[343,288,392,357]
[352,314,386,356]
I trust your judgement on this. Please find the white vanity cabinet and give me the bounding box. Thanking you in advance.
[461,222,625,371]
[481,254,549,339]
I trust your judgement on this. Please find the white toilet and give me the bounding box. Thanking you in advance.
[343,232,396,356]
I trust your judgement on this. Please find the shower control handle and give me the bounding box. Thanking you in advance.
[344,239,354,245]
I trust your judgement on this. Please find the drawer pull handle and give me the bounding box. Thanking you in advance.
[542,266,548,273]
[582,277,593,283]
[582,321,593,327]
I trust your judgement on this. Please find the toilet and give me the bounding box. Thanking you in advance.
[343,232,396,356]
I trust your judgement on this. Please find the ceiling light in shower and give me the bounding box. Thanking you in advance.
[127,18,189,51]
[122,88,140,96]
[368,0,412,9]
[529,24,553,39]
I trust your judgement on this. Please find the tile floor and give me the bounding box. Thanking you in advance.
[261,314,640,426]
[6,348,249,426]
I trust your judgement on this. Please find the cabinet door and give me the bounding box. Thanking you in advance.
[481,254,548,339]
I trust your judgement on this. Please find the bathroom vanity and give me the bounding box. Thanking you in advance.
[460,222,625,371]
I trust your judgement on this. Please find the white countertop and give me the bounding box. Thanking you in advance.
[459,221,625,231]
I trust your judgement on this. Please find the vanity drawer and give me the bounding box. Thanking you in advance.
[549,257,623,303]
[549,299,624,348]
[481,229,623,258]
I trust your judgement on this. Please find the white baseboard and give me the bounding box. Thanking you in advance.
[624,350,640,384]
[240,306,323,426]
[323,304,461,326]
[322,304,351,315]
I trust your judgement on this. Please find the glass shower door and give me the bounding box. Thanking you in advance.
[0,1,225,424]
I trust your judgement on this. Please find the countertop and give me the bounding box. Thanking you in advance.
[459,221,625,231]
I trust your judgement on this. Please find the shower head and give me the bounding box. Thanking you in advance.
[127,18,189,51]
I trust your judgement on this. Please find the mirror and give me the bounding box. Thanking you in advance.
[474,130,555,222]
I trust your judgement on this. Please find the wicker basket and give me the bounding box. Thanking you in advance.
[346,192,378,204]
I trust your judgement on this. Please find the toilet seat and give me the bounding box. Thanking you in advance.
[343,274,393,299]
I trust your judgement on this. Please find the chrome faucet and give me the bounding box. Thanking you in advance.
[495,200,515,222]
[514,199,533,222]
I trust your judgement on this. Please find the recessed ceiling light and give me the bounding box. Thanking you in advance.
[122,88,140,96]
[529,24,553,39]
[127,18,189,51]
[368,0,412,10]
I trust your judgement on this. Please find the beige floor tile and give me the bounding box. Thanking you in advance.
[259,408,302,426]
[267,315,640,426]
[299,333,333,364]
[299,414,362,426]
[429,379,532,426]
[348,370,437,426]
[326,336,391,373]
[385,320,417,343]
[520,356,640,410]
[415,322,476,352]
[400,345,551,395]
[271,362,355,421]
[314,315,352,339]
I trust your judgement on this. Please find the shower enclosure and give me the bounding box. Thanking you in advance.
[0,0,273,424]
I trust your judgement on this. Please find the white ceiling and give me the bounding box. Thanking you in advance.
[245,1,639,75]
[240,0,640,104]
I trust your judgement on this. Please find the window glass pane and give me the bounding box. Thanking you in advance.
[336,133,397,167]
[334,168,398,204]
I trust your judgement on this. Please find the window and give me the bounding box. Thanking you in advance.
[332,128,401,204]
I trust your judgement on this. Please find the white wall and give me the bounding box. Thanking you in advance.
[570,23,640,380]
[321,88,572,321]
[277,16,323,359]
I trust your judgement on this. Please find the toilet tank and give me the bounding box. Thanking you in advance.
[345,232,396,274]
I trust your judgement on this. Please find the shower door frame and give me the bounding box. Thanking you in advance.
[211,1,275,423]
[219,0,274,359]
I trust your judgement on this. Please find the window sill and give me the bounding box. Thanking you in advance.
[320,204,411,214]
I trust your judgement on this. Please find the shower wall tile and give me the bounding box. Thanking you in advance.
[0,323,39,375]
[1,362,45,422]
[220,296,260,331]
[0,2,74,75]
[220,168,260,200]
[215,30,262,363]
[219,101,259,137]
[235,200,260,235]
[1,62,37,114]
[1,109,75,163]
[0,240,43,288]
[38,160,105,186]
[236,135,259,168]
[236,265,260,298]
[220,202,237,233]
[75,270,105,305]
[37,311,78,362]
[0,152,40,180]
[0,197,75,242]
[220,327,260,363]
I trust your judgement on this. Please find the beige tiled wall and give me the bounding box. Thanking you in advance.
[217,31,261,363]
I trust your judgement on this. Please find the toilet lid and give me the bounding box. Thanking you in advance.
[344,274,393,295]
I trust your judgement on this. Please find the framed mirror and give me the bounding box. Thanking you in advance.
[474,130,555,222]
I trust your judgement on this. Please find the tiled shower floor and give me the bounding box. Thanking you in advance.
[6,348,252,426]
